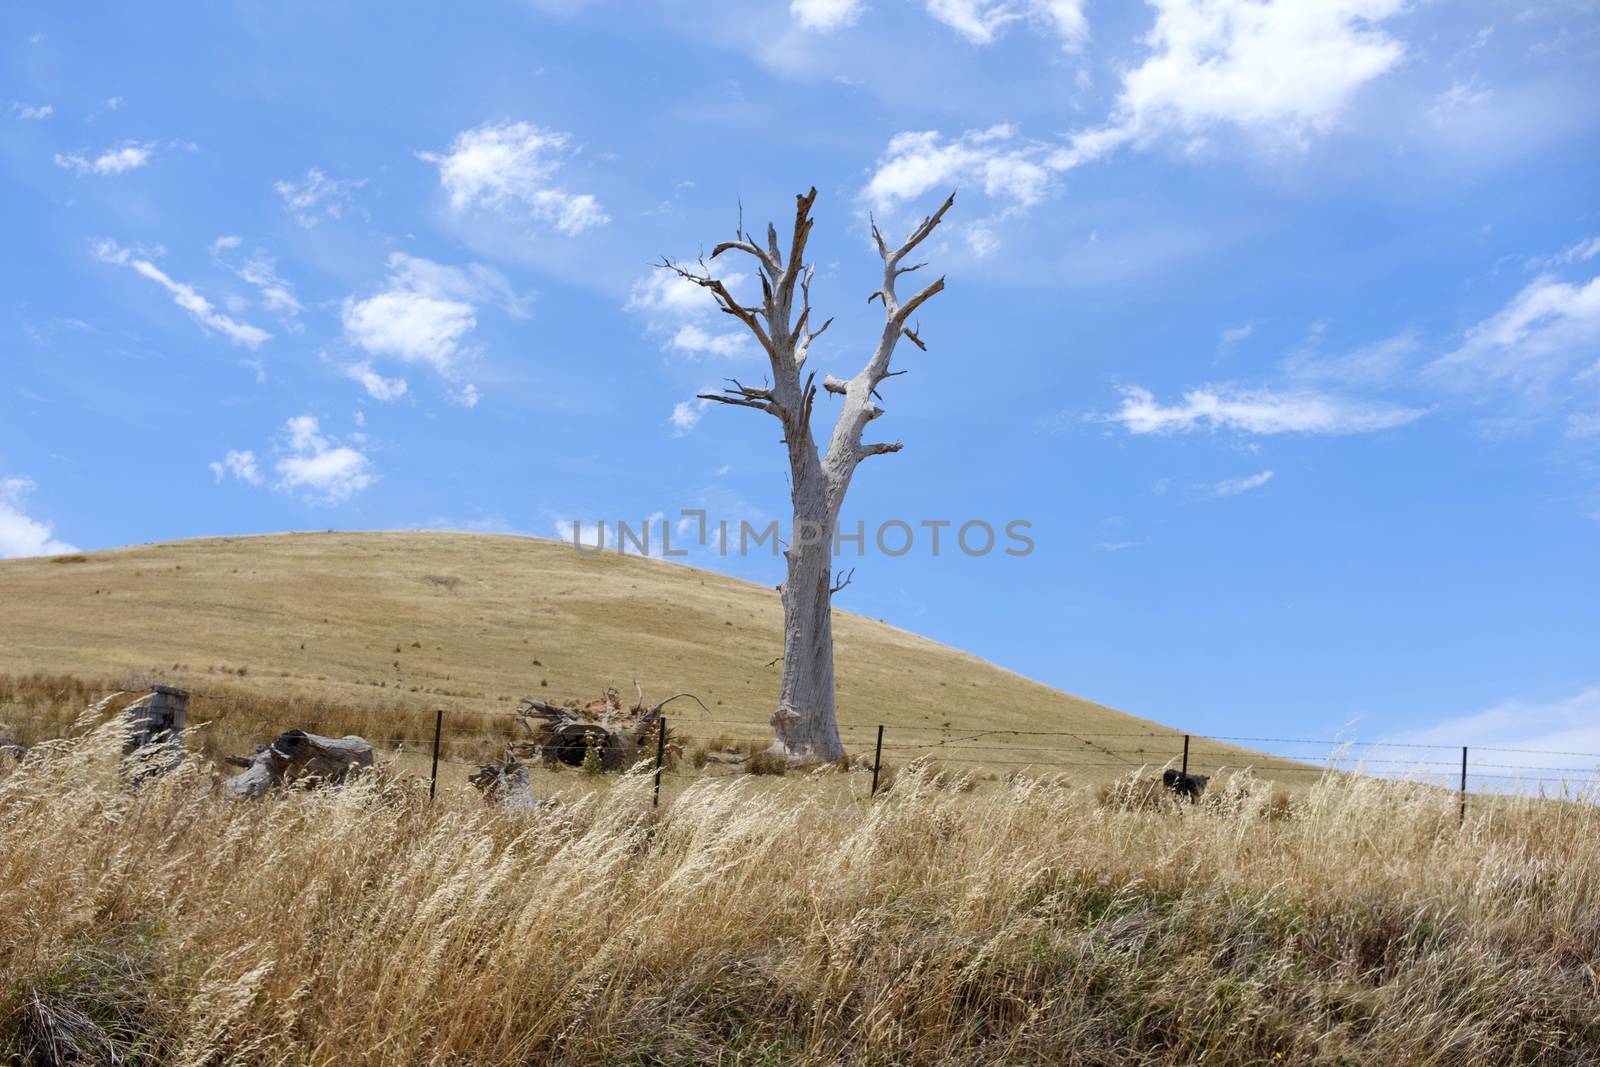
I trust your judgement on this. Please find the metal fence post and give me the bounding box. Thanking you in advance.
[429,708,443,802]
[653,716,667,808]
[870,724,884,797]
[1459,746,1468,827]
[1181,734,1190,780]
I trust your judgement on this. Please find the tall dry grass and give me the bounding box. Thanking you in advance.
[1,715,1597,1065]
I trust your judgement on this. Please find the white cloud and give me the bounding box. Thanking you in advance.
[926,0,1087,50]
[418,120,608,234]
[553,516,606,549]
[1219,323,1255,346]
[1212,469,1274,495]
[275,168,366,227]
[0,477,77,559]
[1399,686,1600,785]
[456,383,480,409]
[865,125,1050,213]
[791,0,865,30]
[670,324,746,358]
[54,141,154,175]
[671,396,712,434]
[1429,274,1600,397]
[208,449,263,486]
[275,416,374,504]
[627,270,729,318]
[966,225,1000,257]
[342,253,520,383]
[93,239,271,348]
[12,102,52,120]
[345,363,409,401]
[1056,0,1407,168]
[344,290,474,374]
[1107,384,1427,435]
[628,268,752,359]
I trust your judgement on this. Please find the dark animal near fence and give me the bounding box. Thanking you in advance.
[1163,768,1209,799]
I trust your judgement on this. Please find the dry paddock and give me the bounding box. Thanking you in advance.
[2,719,1598,1066]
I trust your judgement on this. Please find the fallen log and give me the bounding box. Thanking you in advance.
[224,729,373,799]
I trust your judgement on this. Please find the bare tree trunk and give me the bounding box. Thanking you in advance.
[772,500,843,759]
[666,189,954,764]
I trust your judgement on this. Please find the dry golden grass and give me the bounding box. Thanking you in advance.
[1,716,1596,1065]
[0,532,1306,781]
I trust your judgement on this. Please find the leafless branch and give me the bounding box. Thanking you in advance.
[858,441,902,459]
[830,567,856,594]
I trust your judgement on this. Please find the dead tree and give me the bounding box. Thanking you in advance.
[665,188,954,761]
[223,729,373,799]
[512,683,698,770]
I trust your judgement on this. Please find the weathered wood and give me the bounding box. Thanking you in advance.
[224,729,373,799]
[511,684,697,770]
[469,751,535,808]
[123,685,188,754]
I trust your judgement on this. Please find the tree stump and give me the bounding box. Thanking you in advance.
[223,729,373,799]
[469,751,535,808]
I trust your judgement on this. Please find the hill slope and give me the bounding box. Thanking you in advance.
[0,531,1276,777]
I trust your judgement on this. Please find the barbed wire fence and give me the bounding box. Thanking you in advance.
[6,704,1599,814]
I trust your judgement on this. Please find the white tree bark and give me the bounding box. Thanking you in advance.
[667,189,954,762]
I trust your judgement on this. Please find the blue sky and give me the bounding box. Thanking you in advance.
[3,0,1598,759]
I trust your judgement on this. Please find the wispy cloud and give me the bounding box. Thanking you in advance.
[1218,323,1255,347]
[1104,385,1427,435]
[275,168,366,227]
[1211,469,1274,496]
[1399,685,1600,783]
[210,235,302,322]
[1428,273,1600,401]
[10,102,52,120]
[1526,237,1600,271]
[93,239,271,348]
[54,141,154,175]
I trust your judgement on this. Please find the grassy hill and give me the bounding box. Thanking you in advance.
[0,531,1292,780]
